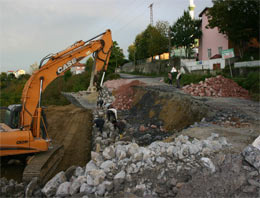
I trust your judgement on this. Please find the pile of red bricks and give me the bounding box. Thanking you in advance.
[182,75,250,98]
[112,80,145,110]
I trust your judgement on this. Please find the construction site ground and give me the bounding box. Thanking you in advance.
[1,74,259,197]
[114,74,259,153]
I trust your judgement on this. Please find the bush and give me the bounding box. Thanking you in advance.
[233,72,260,94]
[180,73,213,86]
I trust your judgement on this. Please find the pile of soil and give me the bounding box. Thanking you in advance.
[112,80,145,110]
[44,104,93,173]
[182,75,250,98]
[103,79,133,91]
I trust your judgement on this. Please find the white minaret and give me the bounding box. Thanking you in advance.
[189,0,195,19]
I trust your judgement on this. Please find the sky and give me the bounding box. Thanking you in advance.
[0,0,213,73]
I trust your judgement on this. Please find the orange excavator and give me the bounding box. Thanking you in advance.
[0,29,113,183]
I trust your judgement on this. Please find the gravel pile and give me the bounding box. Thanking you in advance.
[40,133,231,197]
[182,75,249,98]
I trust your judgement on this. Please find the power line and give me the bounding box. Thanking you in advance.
[96,0,149,33]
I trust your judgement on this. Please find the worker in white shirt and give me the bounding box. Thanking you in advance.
[107,105,117,123]
[170,65,177,85]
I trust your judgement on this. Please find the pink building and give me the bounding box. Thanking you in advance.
[198,8,229,61]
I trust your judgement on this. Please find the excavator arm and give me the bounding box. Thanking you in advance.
[20,29,113,136]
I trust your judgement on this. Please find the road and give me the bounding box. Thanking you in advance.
[119,73,166,85]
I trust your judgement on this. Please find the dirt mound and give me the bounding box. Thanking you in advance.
[103,79,134,91]
[182,75,250,98]
[112,80,145,110]
[125,86,208,132]
[45,104,93,173]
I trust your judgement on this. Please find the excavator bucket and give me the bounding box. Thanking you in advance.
[78,91,99,109]
[62,91,98,109]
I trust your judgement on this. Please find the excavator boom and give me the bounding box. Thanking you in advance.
[21,29,112,133]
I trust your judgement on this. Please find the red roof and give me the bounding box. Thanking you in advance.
[210,54,222,59]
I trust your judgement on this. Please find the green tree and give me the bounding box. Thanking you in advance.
[0,72,8,89]
[7,73,16,80]
[207,0,260,58]
[63,70,72,82]
[134,33,149,60]
[85,57,94,71]
[155,20,170,38]
[170,10,201,58]
[127,44,136,62]
[134,24,169,60]
[107,41,125,74]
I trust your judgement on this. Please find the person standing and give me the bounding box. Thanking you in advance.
[176,69,182,88]
[167,72,173,85]
[170,65,177,85]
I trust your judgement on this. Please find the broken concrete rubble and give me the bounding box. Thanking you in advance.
[182,75,250,98]
[242,145,260,172]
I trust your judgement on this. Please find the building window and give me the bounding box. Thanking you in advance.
[207,48,212,58]
[218,47,223,54]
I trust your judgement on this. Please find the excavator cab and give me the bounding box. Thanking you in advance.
[0,104,48,139]
[0,105,22,131]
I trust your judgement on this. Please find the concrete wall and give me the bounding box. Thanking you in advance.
[121,58,227,75]
[199,10,229,61]
[120,59,178,74]
[181,58,225,72]
[234,60,260,68]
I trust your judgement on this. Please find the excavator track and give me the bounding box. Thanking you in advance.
[23,144,64,185]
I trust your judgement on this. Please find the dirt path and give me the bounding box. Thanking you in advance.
[44,104,93,172]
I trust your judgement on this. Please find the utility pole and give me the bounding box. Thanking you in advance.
[148,3,153,26]
[168,28,171,62]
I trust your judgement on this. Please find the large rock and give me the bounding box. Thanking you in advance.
[100,160,116,173]
[200,157,216,173]
[70,176,87,195]
[127,143,139,156]
[116,145,127,160]
[25,177,38,198]
[41,171,67,197]
[91,151,104,166]
[85,160,98,175]
[89,169,106,186]
[96,182,106,196]
[103,181,113,192]
[103,146,116,160]
[133,151,143,162]
[140,147,151,161]
[80,183,94,194]
[114,170,126,185]
[65,166,77,181]
[242,145,260,172]
[56,182,71,197]
[74,166,84,177]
